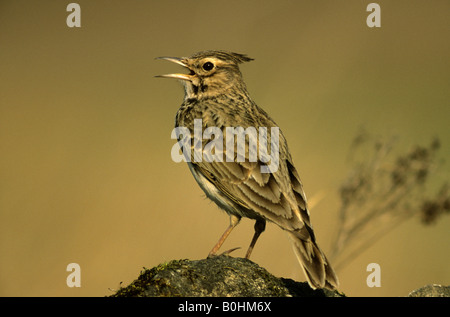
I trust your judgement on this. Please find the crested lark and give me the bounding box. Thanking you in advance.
[157,50,339,290]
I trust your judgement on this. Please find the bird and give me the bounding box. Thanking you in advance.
[156,50,339,290]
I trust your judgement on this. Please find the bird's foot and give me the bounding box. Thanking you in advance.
[207,247,241,258]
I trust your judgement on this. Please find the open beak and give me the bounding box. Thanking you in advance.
[155,56,193,81]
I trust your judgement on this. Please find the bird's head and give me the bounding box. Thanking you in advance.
[156,50,253,100]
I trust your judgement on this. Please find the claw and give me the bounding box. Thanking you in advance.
[220,247,241,256]
[208,247,241,258]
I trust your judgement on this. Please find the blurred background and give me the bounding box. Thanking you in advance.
[0,0,448,297]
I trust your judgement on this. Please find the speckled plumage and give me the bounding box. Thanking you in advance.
[157,50,339,290]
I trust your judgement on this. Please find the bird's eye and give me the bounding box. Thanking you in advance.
[202,62,214,71]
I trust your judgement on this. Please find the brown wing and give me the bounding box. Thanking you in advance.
[190,124,315,241]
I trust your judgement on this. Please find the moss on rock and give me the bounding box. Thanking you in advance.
[110,255,343,297]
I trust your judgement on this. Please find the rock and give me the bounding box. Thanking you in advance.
[110,255,344,297]
[408,284,450,297]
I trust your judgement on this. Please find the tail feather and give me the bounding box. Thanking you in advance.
[288,232,339,290]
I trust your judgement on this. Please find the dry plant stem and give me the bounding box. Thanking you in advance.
[329,134,446,270]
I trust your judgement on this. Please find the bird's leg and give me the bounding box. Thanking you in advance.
[208,214,241,257]
[245,219,266,259]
